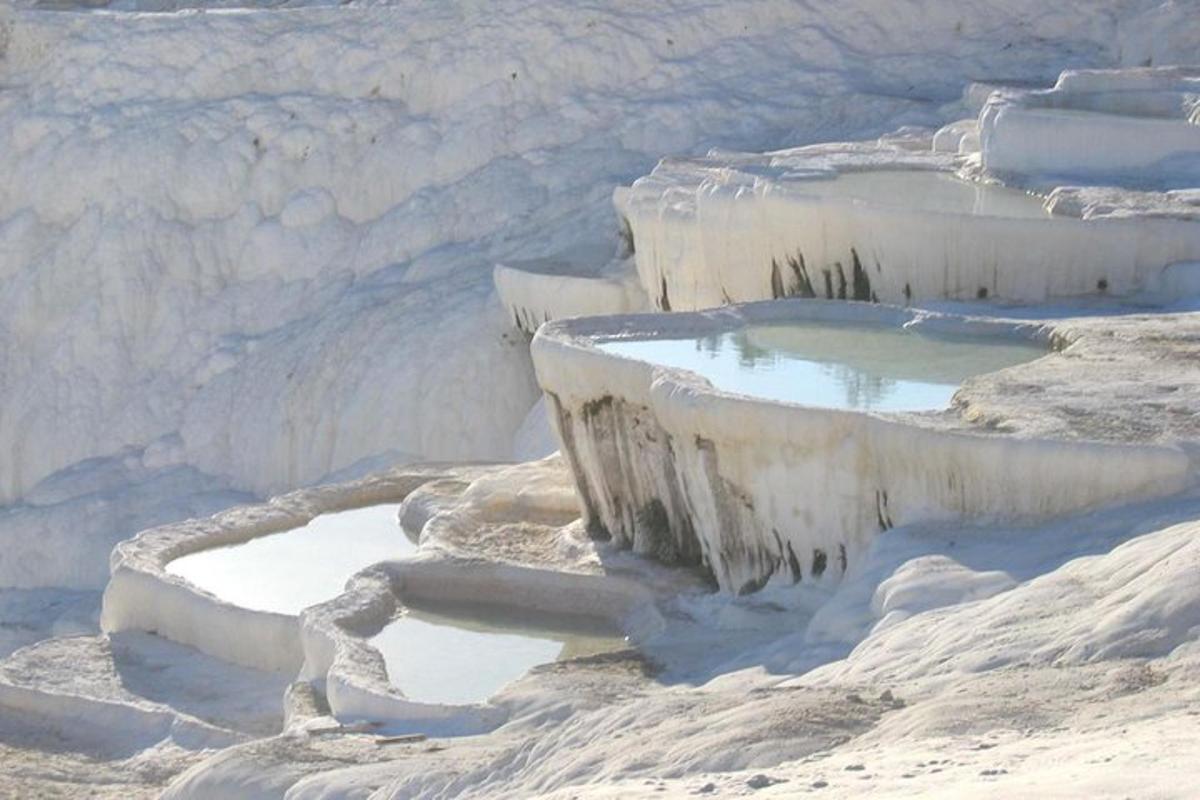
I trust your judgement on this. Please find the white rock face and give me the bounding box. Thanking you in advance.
[494,255,648,335]
[930,119,978,153]
[805,515,1200,688]
[617,146,1200,312]
[512,397,560,462]
[980,66,1200,184]
[1119,0,1200,69]
[0,6,554,507]
[0,448,250,590]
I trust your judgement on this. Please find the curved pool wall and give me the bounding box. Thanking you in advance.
[617,163,1200,312]
[299,555,662,735]
[531,301,1192,594]
[495,260,648,335]
[980,66,1200,182]
[164,503,412,616]
[101,467,460,673]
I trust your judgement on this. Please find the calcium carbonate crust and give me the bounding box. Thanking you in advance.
[532,300,1196,593]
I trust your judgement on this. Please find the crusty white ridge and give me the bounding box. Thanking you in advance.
[3,1,1200,798]
[532,301,1194,593]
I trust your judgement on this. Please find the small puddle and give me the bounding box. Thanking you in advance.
[371,601,626,705]
[599,321,1042,411]
[167,504,413,615]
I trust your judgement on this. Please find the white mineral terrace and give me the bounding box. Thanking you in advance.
[100,467,465,672]
[533,300,1193,594]
[5,8,1200,791]
[617,160,1200,311]
[494,251,648,336]
[98,459,665,732]
[299,545,663,734]
[980,66,1200,184]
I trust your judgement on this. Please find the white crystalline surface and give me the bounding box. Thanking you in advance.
[0,0,1060,592]
[0,0,1154,590]
[598,322,1042,411]
[0,0,1180,589]
[2,0,1200,798]
[166,504,410,615]
[179,482,1200,800]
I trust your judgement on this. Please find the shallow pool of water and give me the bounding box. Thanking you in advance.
[371,601,626,705]
[167,504,412,615]
[797,170,1049,218]
[598,321,1042,411]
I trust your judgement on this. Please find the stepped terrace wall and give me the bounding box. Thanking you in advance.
[617,158,1200,312]
[532,301,1193,594]
[980,66,1200,183]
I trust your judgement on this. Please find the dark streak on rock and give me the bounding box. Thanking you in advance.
[547,392,610,541]
[834,262,848,300]
[768,532,796,582]
[581,395,615,419]
[559,388,872,593]
[586,516,612,540]
[575,394,705,570]
[875,489,893,531]
[659,277,671,311]
[850,248,871,302]
[787,252,816,298]
[618,216,635,257]
[786,541,802,582]
[694,436,781,591]
[637,499,684,564]
[512,307,542,335]
[738,574,771,596]
[771,252,817,299]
